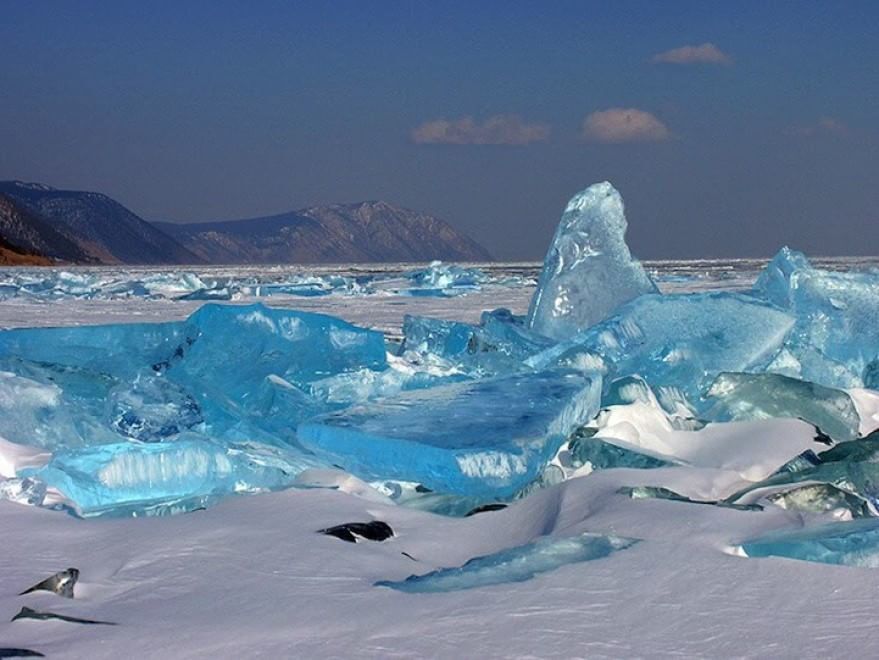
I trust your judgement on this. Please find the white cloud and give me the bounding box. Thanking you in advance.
[581,108,671,143]
[787,117,849,137]
[411,115,550,145]
[652,43,732,65]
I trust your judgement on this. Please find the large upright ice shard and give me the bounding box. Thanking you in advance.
[527,182,657,341]
[298,370,602,498]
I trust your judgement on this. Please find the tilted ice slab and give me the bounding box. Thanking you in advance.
[729,431,879,509]
[764,483,873,520]
[705,372,861,443]
[527,182,657,341]
[298,370,602,499]
[376,532,637,593]
[528,292,795,407]
[753,247,879,388]
[739,518,879,567]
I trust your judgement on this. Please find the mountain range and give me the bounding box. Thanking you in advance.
[0,181,491,265]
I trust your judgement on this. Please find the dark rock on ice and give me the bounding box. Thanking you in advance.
[319,521,394,543]
[0,649,45,658]
[19,568,79,598]
[464,503,508,516]
[11,607,116,626]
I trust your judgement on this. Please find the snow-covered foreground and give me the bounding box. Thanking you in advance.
[4,465,879,659]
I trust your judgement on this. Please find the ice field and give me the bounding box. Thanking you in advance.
[2,183,879,658]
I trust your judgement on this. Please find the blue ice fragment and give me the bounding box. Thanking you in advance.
[753,247,879,388]
[0,304,386,454]
[406,261,486,290]
[0,319,195,380]
[727,432,879,507]
[176,287,233,301]
[298,370,602,499]
[753,247,812,309]
[401,309,554,376]
[527,182,657,341]
[165,304,387,418]
[765,484,873,519]
[20,434,314,517]
[309,365,465,406]
[376,532,637,593]
[109,373,204,442]
[400,315,475,362]
[479,308,556,359]
[567,429,670,471]
[528,292,795,405]
[0,364,120,450]
[740,518,879,567]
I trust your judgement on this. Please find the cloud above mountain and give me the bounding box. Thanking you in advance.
[786,117,849,137]
[652,43,732,65]
[411,115,550,145]
[581,108,671,143]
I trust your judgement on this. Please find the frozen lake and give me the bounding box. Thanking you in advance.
[2,257,877,334]
[1,256,879,658]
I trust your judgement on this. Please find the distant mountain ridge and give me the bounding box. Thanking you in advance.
[156,200,492,263]
[0,180,491,265]
[0,181,201,264]
[0,192,94,263]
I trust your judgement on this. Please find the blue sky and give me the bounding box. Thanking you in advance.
[1,0,877,259]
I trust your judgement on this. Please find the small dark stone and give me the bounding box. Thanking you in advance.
[813,427,834,446]
[11,607,116,626]
[0,649,45,658]
[19,568,79,599]
[465,503,508,517]
[318,521,394,543]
